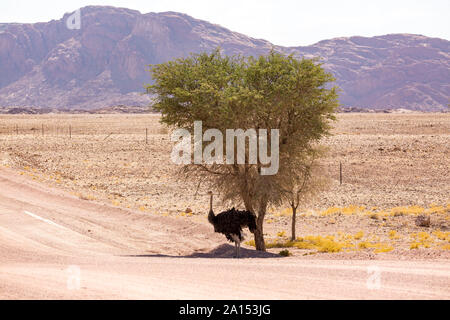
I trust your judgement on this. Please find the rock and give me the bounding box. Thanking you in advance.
[415,215,431,227]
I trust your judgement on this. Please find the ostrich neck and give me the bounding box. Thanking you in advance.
[209,194,214,215]
[208,194,215,224]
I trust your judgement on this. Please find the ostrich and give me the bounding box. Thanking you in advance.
[207,191,257,258]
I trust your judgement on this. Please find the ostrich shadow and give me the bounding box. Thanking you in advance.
[121,243,282,259]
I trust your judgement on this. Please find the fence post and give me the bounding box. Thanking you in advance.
[146,128,148,144]
[69,125,72,139]
[339,161,343,185]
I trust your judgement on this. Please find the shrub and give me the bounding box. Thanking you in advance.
[279,249,291,257]
[354,231,364,240]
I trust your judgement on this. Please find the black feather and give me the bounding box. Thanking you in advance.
[209,207,256,243]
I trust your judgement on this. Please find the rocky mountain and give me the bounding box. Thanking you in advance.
[0,5,448,111]
[285,35,450,111]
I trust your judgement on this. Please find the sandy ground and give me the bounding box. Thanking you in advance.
[0,113,449,258]
[0,168,449,299]
[0,113,448,214]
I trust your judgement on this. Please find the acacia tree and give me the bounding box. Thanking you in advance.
[147,49,338,251]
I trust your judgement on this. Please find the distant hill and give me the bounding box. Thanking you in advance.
[0,6,448,111]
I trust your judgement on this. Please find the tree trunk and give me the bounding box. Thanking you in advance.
[254,215,266,251]
[254,199,267,251]
[291,206,297,241]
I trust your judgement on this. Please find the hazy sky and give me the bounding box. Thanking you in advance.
[1,0,449,46]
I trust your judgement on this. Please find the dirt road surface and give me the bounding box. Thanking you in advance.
[0,168,448,299]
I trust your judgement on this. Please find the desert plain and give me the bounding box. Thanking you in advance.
[0,112,449,299]
[0,112,449,256]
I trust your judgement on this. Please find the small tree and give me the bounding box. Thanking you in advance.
[147,49,338,251]
[279,147,328,241]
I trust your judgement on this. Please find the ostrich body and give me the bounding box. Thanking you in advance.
[207,192,257,258]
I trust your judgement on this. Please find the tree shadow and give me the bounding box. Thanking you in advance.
[121,244,281,259]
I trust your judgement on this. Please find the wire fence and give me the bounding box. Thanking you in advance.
[0,124,168,136]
